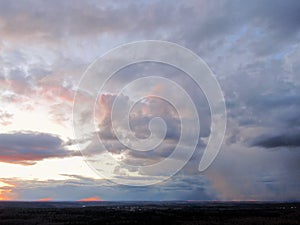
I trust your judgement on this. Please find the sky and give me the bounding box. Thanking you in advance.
[0,0,300,201]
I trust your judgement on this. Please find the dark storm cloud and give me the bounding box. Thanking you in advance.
[232,87,300,129]
[225,77,300,148]
[251,132,300,148]
[0,132,80,165]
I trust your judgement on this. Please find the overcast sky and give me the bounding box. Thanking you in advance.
[0,0,300,201]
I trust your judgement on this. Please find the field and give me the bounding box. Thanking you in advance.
[0,201,299,225]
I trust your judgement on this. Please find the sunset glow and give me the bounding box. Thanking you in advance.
[78,196,103,202]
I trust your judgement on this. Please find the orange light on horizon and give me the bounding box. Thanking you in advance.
[0,191,12,201]
[0,181,15,201]
[38,197,53,202]
[78,196,103,202]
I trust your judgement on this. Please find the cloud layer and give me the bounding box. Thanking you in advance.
[0,132,80,165]
[0,0,299,200]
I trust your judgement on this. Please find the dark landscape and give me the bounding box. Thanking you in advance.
[0,201,299,225]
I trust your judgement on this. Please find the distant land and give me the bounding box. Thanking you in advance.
[0,201,299,225]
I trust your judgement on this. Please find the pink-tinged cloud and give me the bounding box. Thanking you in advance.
[0,132,81,165]
[40,84,75,104]
[1,74,77,106]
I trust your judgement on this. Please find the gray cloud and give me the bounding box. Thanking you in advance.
[0,132,80,165]
[0,0,180,44]
[251,132,300,148]
[0,109,13,126]
[80,92,208,169]
[2,173,215,201]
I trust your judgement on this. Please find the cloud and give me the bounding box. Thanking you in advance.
[1,174,215,201]
[204,142,300,201]
[96,94,181,141]
[0,0,299,201]
[0,109,13,126]
[251,132,300,148]
[0,0,180,45]
[0,180,15,201]
[0,132,80,165]
[79,92,207,171]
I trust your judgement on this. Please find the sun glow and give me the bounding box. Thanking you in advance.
[0,181,14,201]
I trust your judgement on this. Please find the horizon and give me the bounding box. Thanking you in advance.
[0,200,297,203]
